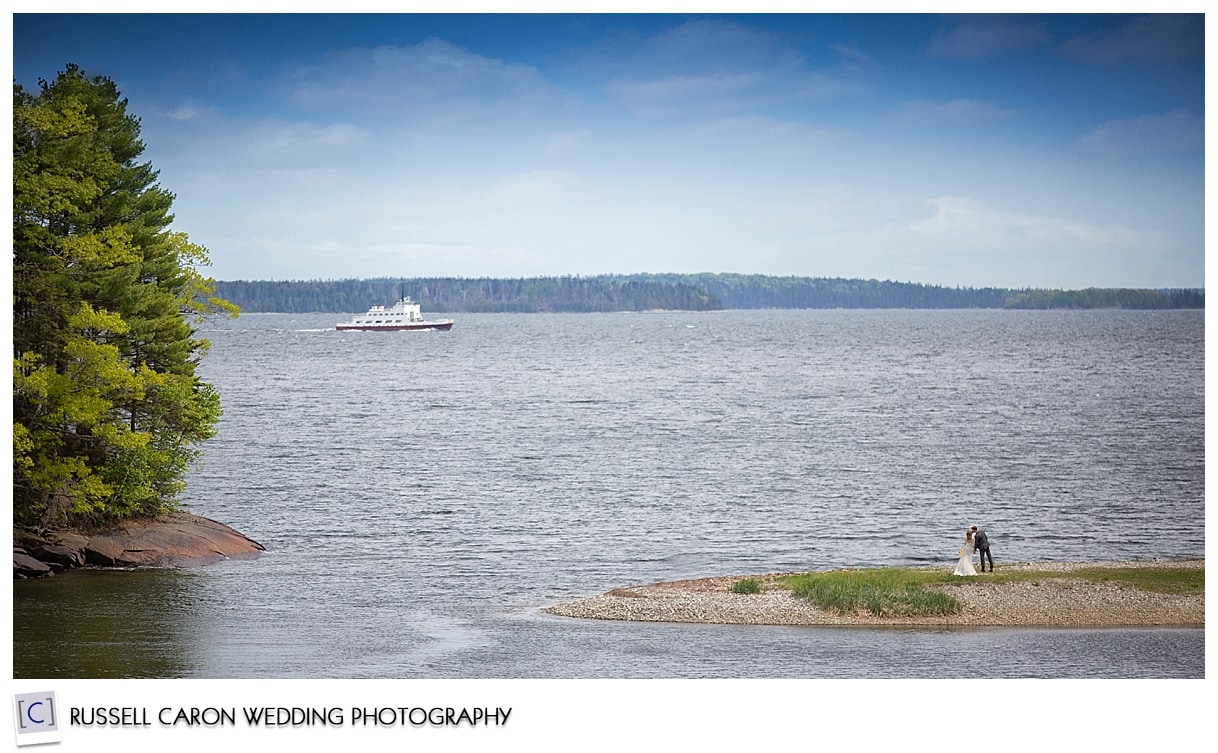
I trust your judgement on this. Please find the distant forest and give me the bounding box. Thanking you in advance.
[214,275,1204,313]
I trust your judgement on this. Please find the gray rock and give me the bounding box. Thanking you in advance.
[13,551,53,578]
[31,543,86,568]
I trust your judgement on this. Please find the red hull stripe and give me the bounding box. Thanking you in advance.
[336,322,454,331]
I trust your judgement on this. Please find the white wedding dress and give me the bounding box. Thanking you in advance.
[953,539,977,576]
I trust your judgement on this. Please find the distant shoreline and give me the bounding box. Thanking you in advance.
[544,560,1204,628]
[214,276,1204,314]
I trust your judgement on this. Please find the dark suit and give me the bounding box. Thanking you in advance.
[974,529,993,571]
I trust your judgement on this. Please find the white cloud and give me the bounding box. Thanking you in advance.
[829,43,880,71]
[538,130,595,157]
[894,98,1016,126]
[607,66,851,119]
[265,123,367,150]
[363,242,547,276]
[281,39,568,124]
[1058,15,1203,63]
[483,170,579,204]
[623,18,787,74]
[602,19,859,119]
[909,195,1152,249]
[675,115,842,155]
[927,18,1051,60]
[164,100,213,121]
[122,20,1198,289]
[1078,109,1203,156]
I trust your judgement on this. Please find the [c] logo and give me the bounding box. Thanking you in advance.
[13,691,61,746]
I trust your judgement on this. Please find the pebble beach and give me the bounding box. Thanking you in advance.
[544,559,1204,628]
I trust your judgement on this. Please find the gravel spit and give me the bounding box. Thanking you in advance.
[543,559,1204,628]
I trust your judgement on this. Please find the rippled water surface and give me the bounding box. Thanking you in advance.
[14,310,1204,678]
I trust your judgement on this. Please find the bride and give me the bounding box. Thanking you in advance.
[953,529,978,576]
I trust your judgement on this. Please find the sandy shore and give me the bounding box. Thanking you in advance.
[544,559,1204,628]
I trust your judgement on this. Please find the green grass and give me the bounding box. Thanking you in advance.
[779,568,962,617]
[730,578,762,594]
[776,564,1202,617]
[979,565,1203,595]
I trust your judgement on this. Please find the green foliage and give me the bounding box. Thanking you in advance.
[13,64,235,526]
[634,273,1017,310]
[781,568,962,617]
[635,274,1202,310]
[730,578,762,594]
[1004,288,1204,310]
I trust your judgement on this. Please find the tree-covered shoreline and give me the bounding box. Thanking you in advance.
[13,65,234,528]
[215,275,1203,313]
[215,276,723,313]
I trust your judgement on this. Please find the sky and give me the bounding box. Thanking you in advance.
[9,10,1208,288]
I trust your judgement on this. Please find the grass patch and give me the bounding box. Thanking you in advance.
[730,578,762,594]
[776,563,1202,617]
[780,568,961,617]
[980,566,1203,595]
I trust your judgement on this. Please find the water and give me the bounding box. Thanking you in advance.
[13,309,1204,678]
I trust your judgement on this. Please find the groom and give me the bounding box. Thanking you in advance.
[971,526,993,572]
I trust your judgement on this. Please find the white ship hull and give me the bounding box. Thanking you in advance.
[336,297,454,332]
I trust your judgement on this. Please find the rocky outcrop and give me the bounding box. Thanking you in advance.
[13,550,53,578]
[13,512,264,578]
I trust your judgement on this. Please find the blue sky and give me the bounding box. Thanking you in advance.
[10,11,1207,288]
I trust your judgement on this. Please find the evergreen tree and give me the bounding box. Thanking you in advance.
[13,65,235,527]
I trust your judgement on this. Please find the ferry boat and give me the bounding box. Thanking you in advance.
[335,297,454,332]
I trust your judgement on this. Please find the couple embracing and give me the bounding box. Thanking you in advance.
[952,526,993,576]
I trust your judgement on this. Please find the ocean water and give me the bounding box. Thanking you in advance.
[13,309,1204,678]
